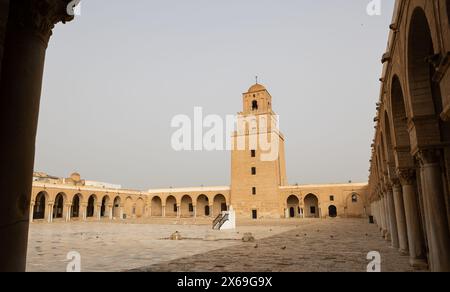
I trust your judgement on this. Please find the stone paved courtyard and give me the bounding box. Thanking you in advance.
[27,218,415,272]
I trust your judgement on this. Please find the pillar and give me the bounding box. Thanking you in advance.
[379,195,388,238]
[0,0,74,271]
[47,203,54,223]
[392,181,409,255]
[386,184,399,248]
[398,169,428,269]
[162,205,166,217]
[416,150,450,272]
[193,205,197,218]
[29,203,34,223]
[119,206,124,220]
[65,204,71,222]
[109,205,113,220]
[81,204,87,221]
[176,204,181,218]
[97,204,102,220]
[209,204,214,217]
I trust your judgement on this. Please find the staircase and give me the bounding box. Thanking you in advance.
[212,213,229,230]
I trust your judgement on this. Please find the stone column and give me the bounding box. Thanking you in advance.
[65,204,71,222]
[193,205,197,218]
[0,0,74,271]
[162,205,166,217]
[386,184,399,248]
[416,150,450,272]
[209,204,214,217]
[29,203,35,223]
[379,195,388,238]
[176,204,181,218]
[119,206,124,220]
[97,204,102,220]
[81,204,87,221]
[392,180,409,255]
[383,194,391,241]
[398,169,428,269]
[48,204,54,223]
[109,205,113,220]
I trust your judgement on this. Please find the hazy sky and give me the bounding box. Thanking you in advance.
[36,0,395,190]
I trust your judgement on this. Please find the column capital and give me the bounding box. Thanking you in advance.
[397,168,416,186]
[390,177,401,190]
[9,0,74,44]
[415,148,441,166]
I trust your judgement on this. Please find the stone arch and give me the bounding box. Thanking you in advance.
[124,197,133,219]
[71,193,82,218]
[112,196,121,218]
[53,193,66,219]
[135,197,145,218]
[287,195,300,218]
[180,195,194,217]
[196,194,210,217]
[33,191,48,220]
[328,205,338,218]
[304,194,319,218]
[100,195,110,218]
[86,194,97,218]
[151,196,162,217]
[390,75,414,169]
[407,7,441,118]
[165,196,177,217]
[213,194,227,217]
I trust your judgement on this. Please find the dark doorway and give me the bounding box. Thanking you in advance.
[33,192,46,220]
[221,203,227,212]
[205,205,210,216]
[252,210,258,219]
[328,205,337,218]
[289,207,295,218]
[87,196,95,217]
[71,195,80,218]
[53,194,64,219]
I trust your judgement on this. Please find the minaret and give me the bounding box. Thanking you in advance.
[230,83,287,219]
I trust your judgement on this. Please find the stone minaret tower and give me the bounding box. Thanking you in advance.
[230,83,287,219]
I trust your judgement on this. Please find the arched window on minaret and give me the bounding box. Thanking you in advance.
[252,100,258,111]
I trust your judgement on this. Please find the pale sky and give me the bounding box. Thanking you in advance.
[35,0,395,190]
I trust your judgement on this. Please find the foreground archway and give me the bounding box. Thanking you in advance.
[304,194,319,218]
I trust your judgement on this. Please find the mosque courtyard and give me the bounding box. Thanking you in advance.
[26,218,415,272]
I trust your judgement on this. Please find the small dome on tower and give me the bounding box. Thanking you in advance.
[248,83,266,93]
